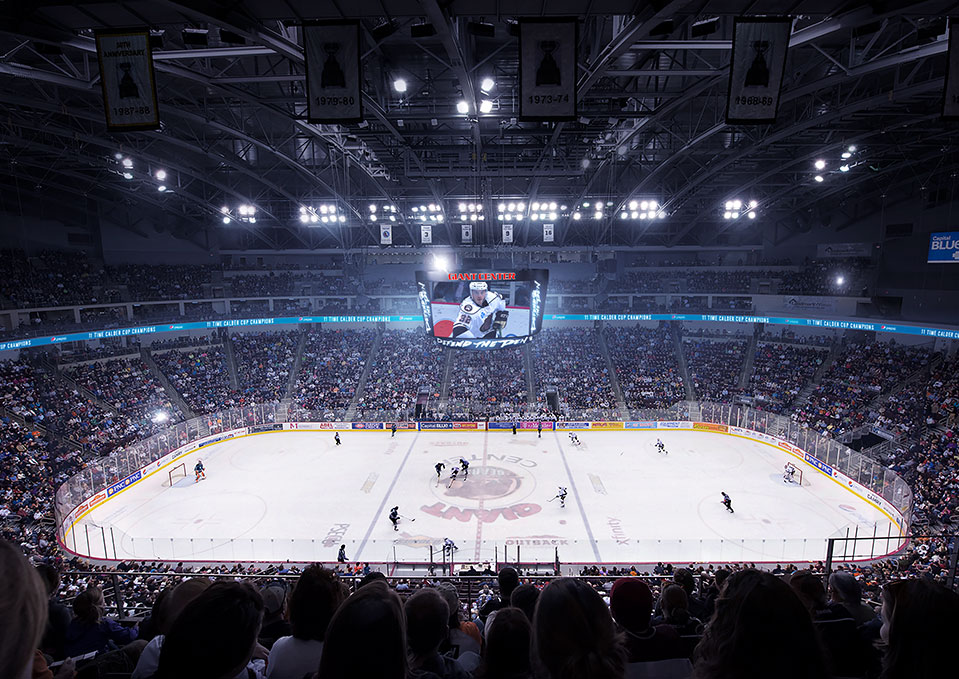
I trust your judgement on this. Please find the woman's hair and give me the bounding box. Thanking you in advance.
[72,586,105,625]
[533,577,626,679]
[317,581,407,679]
[660,584,690,619]
[693,569,827,679]
[476,607,532,679]
[153,580,264,679]
[289,565,345,641]
[0,539,47,679]
[880,578,959,679]
[828,571,862,604]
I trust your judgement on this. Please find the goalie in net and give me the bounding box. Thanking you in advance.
[783,463,803,485]
[451,282,509,339]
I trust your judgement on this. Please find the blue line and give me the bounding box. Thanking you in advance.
[354,431,421,561]
[553,430,602,562]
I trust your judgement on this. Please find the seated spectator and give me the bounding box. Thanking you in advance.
[132,578,211,679]
[0,538,49,679]
[37,563,72,661]
[879,578,959,679]
[435,582,481,659]
[655,585,704,637]
[64,586,138,656]
[693,569,827,679]
[533,577,626,679]
[827,572,876,626]
[267,566,345,679]
[317,580,407,679]
[609,578,682,663]
[258,584,291,649]
[479,567,521,622]
[405,588,471,679]
[473,607,532,679]
[509,584,540,623]
[151,580,265,679]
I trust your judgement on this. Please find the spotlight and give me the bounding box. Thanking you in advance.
[572,212,582,220]
[640,201,649,210]
[620,212,628,219]
[731,212,739,219]
[814,159,826,170]
[249,217,256,223]
[393,78,407,93]
[433,255,448,271]
[300,214,309,224]
[456,100,469,114]
[310,214,318,223]
[437,214,444,222]
[732,199,742,210]
[507,202,515,211]
[639,212,647,220]
[840,164,850,172]
[480,77,495,93]
[649,200,658,210]
[658,211,666,219]
[841,152,851,159]
[479,99,493,113]
[532,202,540,211]
[155,169,166,180]
[631,211,639,219]
[836,276,845,286]
[723,211,732,220]
[724,201,733,210]
[157,185,166,192]
[369,204,377,212]
[749,200,758,208]
[549,212,557,220]
[814,175,824,183]
[848,145,857,152]
[338,215,345,223]
[516,203,524,211]
[114,152,123,160]
[593,210,603,219]
[152,411,169,424]
[222,216,231,224]
[122,172,133,179]
[498,203,506,212]
[548,202,557,211]
[747,211,756,219]
[370,214,377,222]
[121,157,133,168]
[221,206,229,214]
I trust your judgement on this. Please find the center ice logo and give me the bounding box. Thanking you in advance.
[424,462,541,523]
[445,465,522,502]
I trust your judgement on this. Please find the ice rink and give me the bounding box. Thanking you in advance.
[70,429,902,567]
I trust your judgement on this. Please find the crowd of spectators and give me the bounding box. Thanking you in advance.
[447,347,529,419]
[746,343,828,413]
[231,332,299,405]
[683,338,748,402]
[107,264,212,301]
[292,330,376,415]
[605,326,685,409]
[532,329,618,414]
[153,346,235,415]
[354,329,444,421]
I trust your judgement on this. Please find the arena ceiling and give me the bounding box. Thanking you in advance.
[0,1,957,250]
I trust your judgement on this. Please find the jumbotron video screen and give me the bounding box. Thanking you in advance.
[415,269,549,349]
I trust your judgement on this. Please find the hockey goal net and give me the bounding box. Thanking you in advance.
[164,462,187,487]
[785,466,805,486]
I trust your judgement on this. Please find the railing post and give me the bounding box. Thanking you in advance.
[825,538,835,576]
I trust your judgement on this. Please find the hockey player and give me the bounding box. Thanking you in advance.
[443,537,458,555]
[389,506,400,531]
[451,282,509,339]
[194,459,205,483]
[656,438,667,455]
[448,466,460,488]
[391,423,397,437]
[557,486,568,508]
[334,432,341,446]
[435,461,446,481]
[537,421,542,438]
[568,432,580,446]
[459,458,470,477]
[783,463,797,484]
[337,544,348,563]
[512,422,517,435]
[721,491,734,513]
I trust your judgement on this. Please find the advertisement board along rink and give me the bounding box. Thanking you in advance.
[71,428,900,565]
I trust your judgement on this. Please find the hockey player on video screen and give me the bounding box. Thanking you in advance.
[451,282,508,339]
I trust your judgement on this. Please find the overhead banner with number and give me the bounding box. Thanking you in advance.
[421,224,432,244]
[725,17,791,124]
[519,18,577,121]
[462,224,473,243]
[380,225,392,245]
[304,21,362,123]
[543,223,554,243]
[95,29,160,132]
[944,19,959,119]
[503,223,514,243]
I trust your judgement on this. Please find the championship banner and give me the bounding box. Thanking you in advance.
[543,223,554,243]
[304,21,362,123]
[95,29,160,132]
[503,223,514,243]
[519,18,577,121]
[462,224,473,243]
[945,19,959,119]
[725,17,791,124]
[421,224,432,244]
[380,225,392,245]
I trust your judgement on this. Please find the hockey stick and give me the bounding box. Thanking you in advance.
[547,495,559,502]
[399,515,416,522]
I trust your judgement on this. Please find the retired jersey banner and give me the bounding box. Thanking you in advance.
[421,224,432,244]
[304,21,362,123]
[95,30,160,132]
[519,18,577,121]
[380,225,392,245]
[543,223,554,243]
[944,19,959,119]
[725,17,791,124]
[503,223,514,243]
[461,224,473,243]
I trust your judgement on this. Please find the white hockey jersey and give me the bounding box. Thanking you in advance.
[452,291,507,338]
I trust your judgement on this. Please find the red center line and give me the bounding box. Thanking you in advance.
[473,430,489,562]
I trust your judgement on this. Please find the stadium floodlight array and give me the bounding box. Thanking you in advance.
[620,199,664,220]
[410,203,446,223]
[367,203,398,222]
[496,200,527,222]
[456,202,484,221]
[220,204,257,224]
[722,199,758,220]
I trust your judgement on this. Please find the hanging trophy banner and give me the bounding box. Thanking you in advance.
[725,17,791,124]
[519,18,577,121]
[944,19,959,119]
[543,223,555,243]
[380,225,392,245]
[462,224,473,243]
[503,223,514,243]
[304,21,363,123]
[421,224,432,244]
[95,29,160,132]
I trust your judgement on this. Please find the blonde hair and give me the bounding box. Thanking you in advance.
[0,539,47,679]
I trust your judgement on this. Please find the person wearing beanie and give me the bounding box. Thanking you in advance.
[609,578,683,663]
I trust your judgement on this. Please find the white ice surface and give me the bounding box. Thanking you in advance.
[72,430,900,566]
